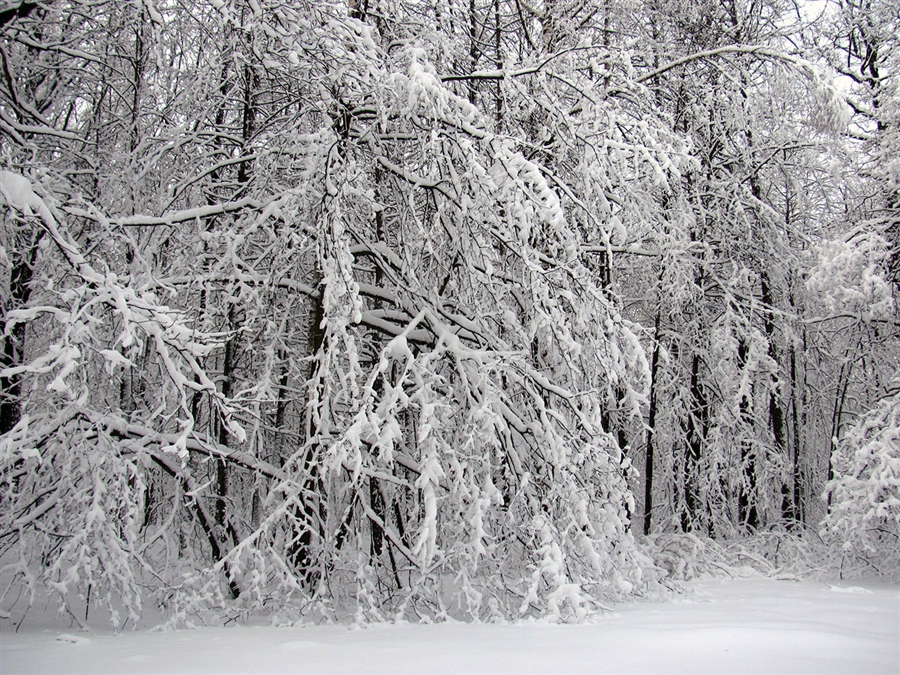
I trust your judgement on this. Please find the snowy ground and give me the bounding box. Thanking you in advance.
[2,577,898,674]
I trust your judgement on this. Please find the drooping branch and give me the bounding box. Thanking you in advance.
[113,197,262,227]
[634,45,802,84]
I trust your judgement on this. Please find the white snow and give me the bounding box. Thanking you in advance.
[2,577,897,674]
[0,170,45,215]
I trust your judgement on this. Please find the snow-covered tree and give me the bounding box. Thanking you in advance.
[3,0,899,631]
[822,384,900,577]
[625,0,854,535]
[811,0,900,559]
[1,0,666,626]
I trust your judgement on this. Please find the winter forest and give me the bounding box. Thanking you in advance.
[0,0,898,631]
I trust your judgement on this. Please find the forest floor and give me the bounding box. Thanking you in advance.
[1,575,897,674]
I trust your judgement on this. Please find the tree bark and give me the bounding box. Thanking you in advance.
[737,339,759,530]
[682,350,706,532]
[643,309,662,536]
[0,223,40,435]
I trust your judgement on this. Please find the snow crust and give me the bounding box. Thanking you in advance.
[2,577,897,674]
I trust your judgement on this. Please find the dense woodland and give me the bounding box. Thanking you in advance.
[0,0,897,628]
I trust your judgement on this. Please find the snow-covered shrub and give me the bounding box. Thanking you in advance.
[645,532,725,582]
[0,171,251,628]
[646,528,852,583]
[821,387,900,579]
[0,412,147,629]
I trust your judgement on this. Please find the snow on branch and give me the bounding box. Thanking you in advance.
[113,198,262,227]
[634,45,802,84]
[822,385,900,578]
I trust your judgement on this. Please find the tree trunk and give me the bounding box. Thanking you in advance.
[643,310,662,536]
[0,224,40,435]
[760,273,790,523]
[788,342,805,524]
[683,351,706,532]
[737,340,759,531]
[289,286,327,588]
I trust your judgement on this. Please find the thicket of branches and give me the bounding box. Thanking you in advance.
[0,0,897,628]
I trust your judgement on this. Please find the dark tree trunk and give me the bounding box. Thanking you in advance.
[682,351,706,533]
[643,310,662,536]
[760,273,790,523]
[289,287,327,589]
[0,224,40,435]
[216,305,236,532]
[737,340,760,530]
[788,343,805,524]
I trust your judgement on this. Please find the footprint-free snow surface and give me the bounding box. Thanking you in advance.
[2,577,898,674]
